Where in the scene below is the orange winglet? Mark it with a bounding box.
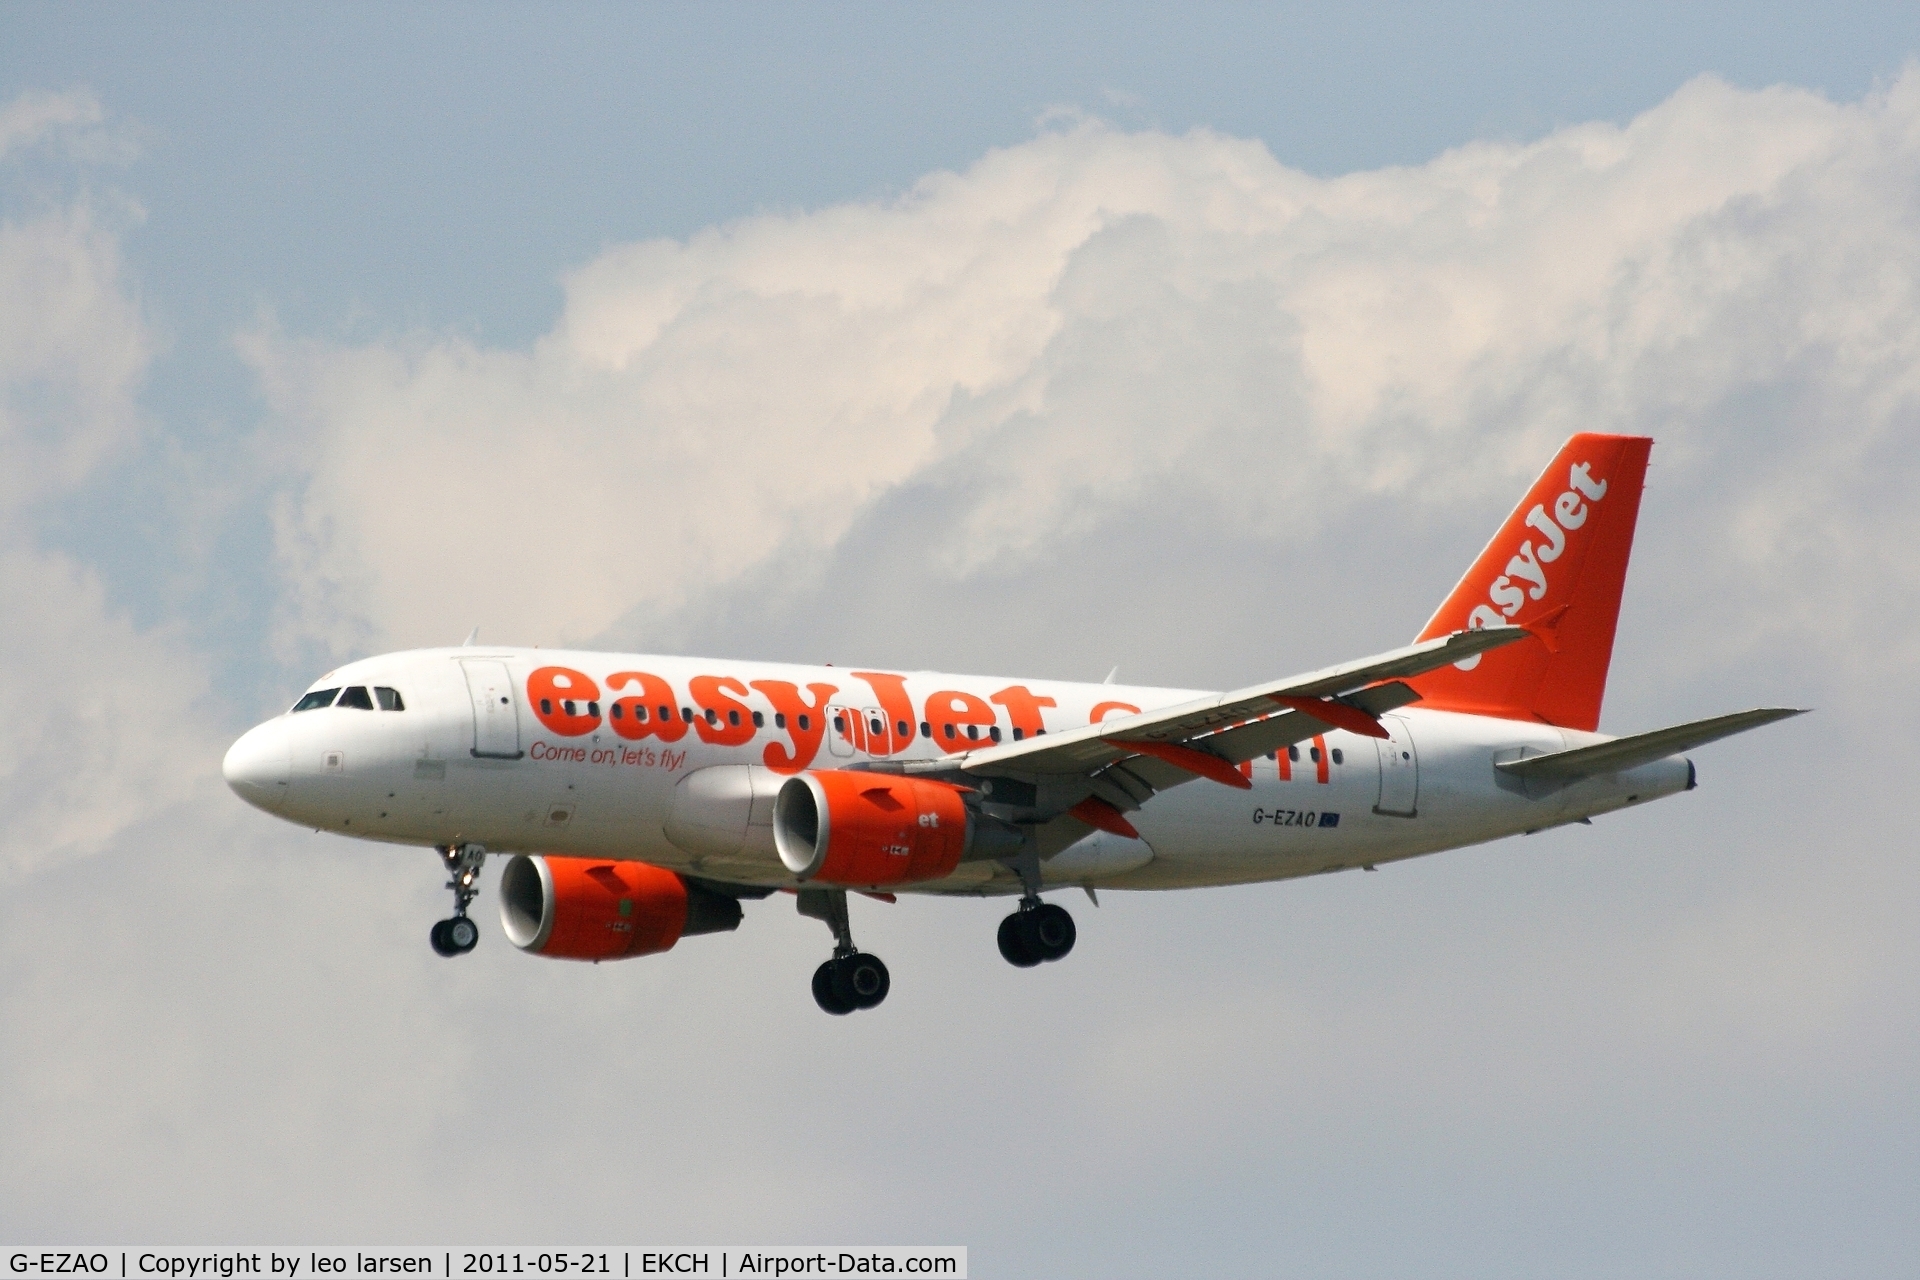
[1068,796,1140,838]
[1273,696,1391,739]
[1105,738,1254,789]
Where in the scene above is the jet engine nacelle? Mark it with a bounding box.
[773,770,1022,887]
[498,854,742,962]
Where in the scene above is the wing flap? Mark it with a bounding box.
[1495,708,1807,780]
[1199,682,1424,766]
[960,627,1529,778]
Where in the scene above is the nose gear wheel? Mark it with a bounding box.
[430,916,478,956]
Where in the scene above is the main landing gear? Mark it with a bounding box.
[797,888,889,1015]
[429,843,486,957]
[997,844,1075,967]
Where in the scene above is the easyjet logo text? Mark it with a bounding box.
[523,666,1062,774]
[1456,461,1608,669]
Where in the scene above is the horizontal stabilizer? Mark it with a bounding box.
[1495,708,1807,780]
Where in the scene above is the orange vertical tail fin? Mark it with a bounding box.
[1405,433,1652,731]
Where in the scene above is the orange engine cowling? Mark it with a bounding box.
[773,770,1003,887]
[498,854,742,962]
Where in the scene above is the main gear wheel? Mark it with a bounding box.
[998,899,1075,967]
[812,952,890,1014]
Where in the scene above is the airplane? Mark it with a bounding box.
[223,433,1803,1014]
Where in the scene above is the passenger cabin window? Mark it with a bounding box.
[292,688,340,712]
[374,686,405,711]
[751,711,764,728]
[337,686,375,710]
[1288,745,1300,762]
[1330,748,1344,765]
[774,713,787,729]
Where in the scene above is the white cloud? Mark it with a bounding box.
[0,87,134,164]
[0,196,148,503]
[257,72,1920,699]
[0,94,214,878]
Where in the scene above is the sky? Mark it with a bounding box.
[4,4,1920,1276]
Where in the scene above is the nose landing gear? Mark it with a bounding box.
[797,888,890,1015]
[430,843,485,957]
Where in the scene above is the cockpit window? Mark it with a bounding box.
[374,686,406,711]
[292,688,340,712]
[337,686,375,710]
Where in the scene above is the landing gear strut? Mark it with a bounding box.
[429,843,485,957]
[797,888,889,1015]
[997,844,1075,967]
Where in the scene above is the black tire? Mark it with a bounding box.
[1032,903,1076,961]
[429,919,458,957]
[829,956,858,1008]
[447,916,479,953]
[842,953,890,1009]
[813,960,854,1015]
[998,912,1041,968]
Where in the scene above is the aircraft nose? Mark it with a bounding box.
[223,718,291,813]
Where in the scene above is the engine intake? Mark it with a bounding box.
[498,854,741,961]
[773,770,1023,887]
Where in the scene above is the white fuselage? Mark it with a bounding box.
[223,646,1691,893]
[223,647,1693,894]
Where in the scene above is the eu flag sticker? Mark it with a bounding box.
[1319,812,1340,828]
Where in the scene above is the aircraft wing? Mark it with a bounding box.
[955,625,1533,784]
[1495,707,1808,780]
